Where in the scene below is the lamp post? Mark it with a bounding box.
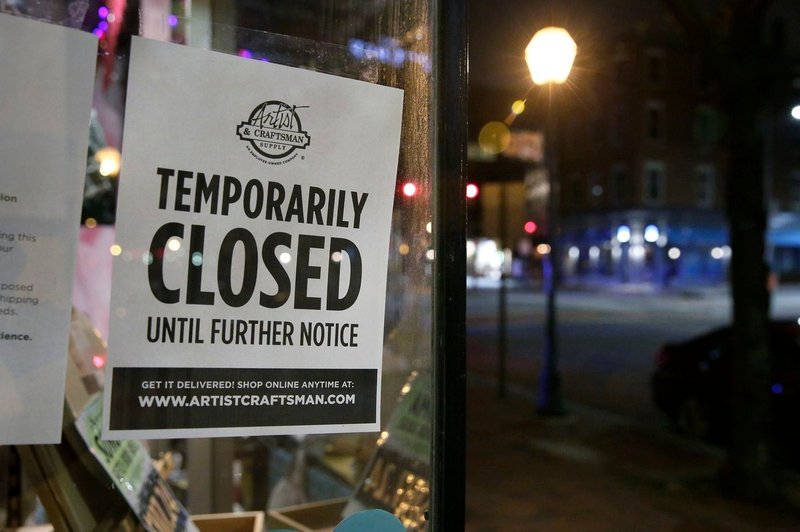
[525,27,576,416]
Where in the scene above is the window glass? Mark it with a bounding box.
[645,100,664,141]
[645,48,664,87]
[642,161,666,205]
[694,164,715,208]
[0,1,438,530]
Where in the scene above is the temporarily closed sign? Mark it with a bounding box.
[103,37,403,439]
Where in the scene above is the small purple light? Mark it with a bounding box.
[260,58,270,63]
[167,15,178,27]
[93,29,105,38]
[98,6,109,18]
[348,39,365,59]
[98,20,109,31]
[238,49,253,59]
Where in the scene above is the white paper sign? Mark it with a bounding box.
[0,14,97,444]
[103,37,403,439]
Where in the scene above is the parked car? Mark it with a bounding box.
[651,320,800,458]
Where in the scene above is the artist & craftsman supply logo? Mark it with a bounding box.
[236,101,311,164]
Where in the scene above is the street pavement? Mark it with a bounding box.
[466,379,800,531]
[465,283,800,531]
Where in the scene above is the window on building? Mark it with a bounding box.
[611,165,629,205]
[770,18,787,51]
[694,164,715,208]
[695,58,712,93]
[613,43,628,87]
[645,48,664,87]
[791,170,800,212]
[643,161,666,205]
[645,101,664,142]
[589,172,603,206]
[693,105,718,146]
[610,104,625,145]
[569,174,582,209]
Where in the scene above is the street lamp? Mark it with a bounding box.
[526,27,576,416]
[525,27,577,86]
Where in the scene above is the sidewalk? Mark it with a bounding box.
[465,378,800,531]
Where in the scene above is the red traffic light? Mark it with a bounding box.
[401,181,418,197]
[524,220,538,234]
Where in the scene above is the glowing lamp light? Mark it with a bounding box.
[524,220,538,234]
[525,27,577,85]
[792,105,800,120]
[238,49,253,59]
[630,244,645,260]
[95,147,121,177]
[643,224,660,243]
[402,182,418,197]
[668,247,681,260]
[92,354,106,369]
[616,225,631,244]
[98,6,109,18]
[466,183,479,199]
[167,14,179,27]
[536,243,551,255]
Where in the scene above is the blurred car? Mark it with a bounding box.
[651,320,800,455]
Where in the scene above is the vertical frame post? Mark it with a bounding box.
[431,0,467,528]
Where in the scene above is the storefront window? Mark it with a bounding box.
[0,1,464,529]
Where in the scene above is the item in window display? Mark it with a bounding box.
[81,110,119,224]
[15,311,198,531]
[334,509,405,531]
[73,394,199,532]
[267,447,309,510]
[3,446,21,529]
[345,372,430,530]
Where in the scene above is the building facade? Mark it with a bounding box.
[556,20,800,287]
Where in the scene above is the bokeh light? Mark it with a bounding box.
[478,121,511,155]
